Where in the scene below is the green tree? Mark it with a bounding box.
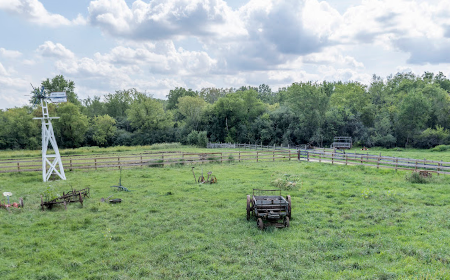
[54,103,89,148]
[1,107,40,149]
[198,88,231,104]
[396,89,431,147]
[40,75,81,106]
[127,94,174,131]
[177,96,207,131]
[91,115,117,146]
[166,87,197,110]
[104,89,138,119]
[82,96,105,118]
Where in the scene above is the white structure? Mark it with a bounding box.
[33,88,66,182]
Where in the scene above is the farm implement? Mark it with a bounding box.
[191,167,217,184]
[40,188,90,210]
[246,189,291,230]
[1,192,23,210]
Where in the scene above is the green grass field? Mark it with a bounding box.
[1,147,450,279]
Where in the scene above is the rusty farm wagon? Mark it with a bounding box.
[246,189,291,230]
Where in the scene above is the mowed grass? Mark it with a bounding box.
[1,159,450,279]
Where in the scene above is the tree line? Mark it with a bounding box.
[1,72,450,150]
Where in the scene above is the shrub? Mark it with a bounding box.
[197,131,208,148]
[187,131,199,146]
[430,145,450,152]
[414,126,450,148]
[406,171,431,184]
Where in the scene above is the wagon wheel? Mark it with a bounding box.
[246,195,251,220]
[198,176,205,183]
[257,218,264,230]
[284,216,290,228]
[287,195,291,218]
[19,197,23,208]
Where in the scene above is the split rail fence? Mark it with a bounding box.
[0,150,296,174]
[1,148,449,175]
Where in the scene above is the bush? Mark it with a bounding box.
[406,171,431,184]
[414,126,450,149]
[197,131,208,148]
[187,131,199,146]
[430,145,450,152]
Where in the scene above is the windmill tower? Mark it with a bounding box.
[32,86,67,182]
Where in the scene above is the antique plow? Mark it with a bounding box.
[40,187,90,210]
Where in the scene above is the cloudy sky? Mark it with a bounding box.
[1,0,450,109]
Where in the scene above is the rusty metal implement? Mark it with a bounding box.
[246,189,291,230]
[40,188,90,210]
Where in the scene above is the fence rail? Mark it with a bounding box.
[207,142,450,175]
[0,150,296,174]
[1,146,449,175]
[298,149,450,175]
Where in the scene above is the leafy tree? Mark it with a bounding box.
[1,107,40,149]
[127,94,173,131]
[396,89,431,147]
[199,88,231,104]
[177,96,207,131]
[166,87,197,110]
[104,89,138,119]
[257,84,275,104]
[82,96,105,118]
[54,103,89,148]
[287,82,329,144]
[40,75,81,106]
[91,115,117,147]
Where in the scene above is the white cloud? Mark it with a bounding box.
[303,47,364,68]
[0,62,8,76]
[37,41,75,59]
[0,48,22,59]
[0,0,72,27]
[88,0,246,40]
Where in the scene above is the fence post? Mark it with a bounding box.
[273,150,275,161]
[162,154,164,167]
[346,155,348,165]
[118,157,120,169]
[239,151,241,163]
[377,154,380,169]
[17,162,20,172]
[289,150,291,161]
[257,151,259,162]
[332,152,334,165]
[438,160,442,175]
[140,155,143,166]
[307,151,310,162]
[415,160,417,171]
[360,155,362,165]
[395,158,398,172]
[221,153,223,163]
[95,158,97,171]
[70,158,73,171]
[319,153,321,163]
[297,150,300,161]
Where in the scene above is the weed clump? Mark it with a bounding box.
[271,174,299,190]
[406,171,431,184]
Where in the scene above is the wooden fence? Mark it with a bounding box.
[1,148,449,175]
[207,142,302,150]
[0,150,296,174]
[298,149,450,175]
